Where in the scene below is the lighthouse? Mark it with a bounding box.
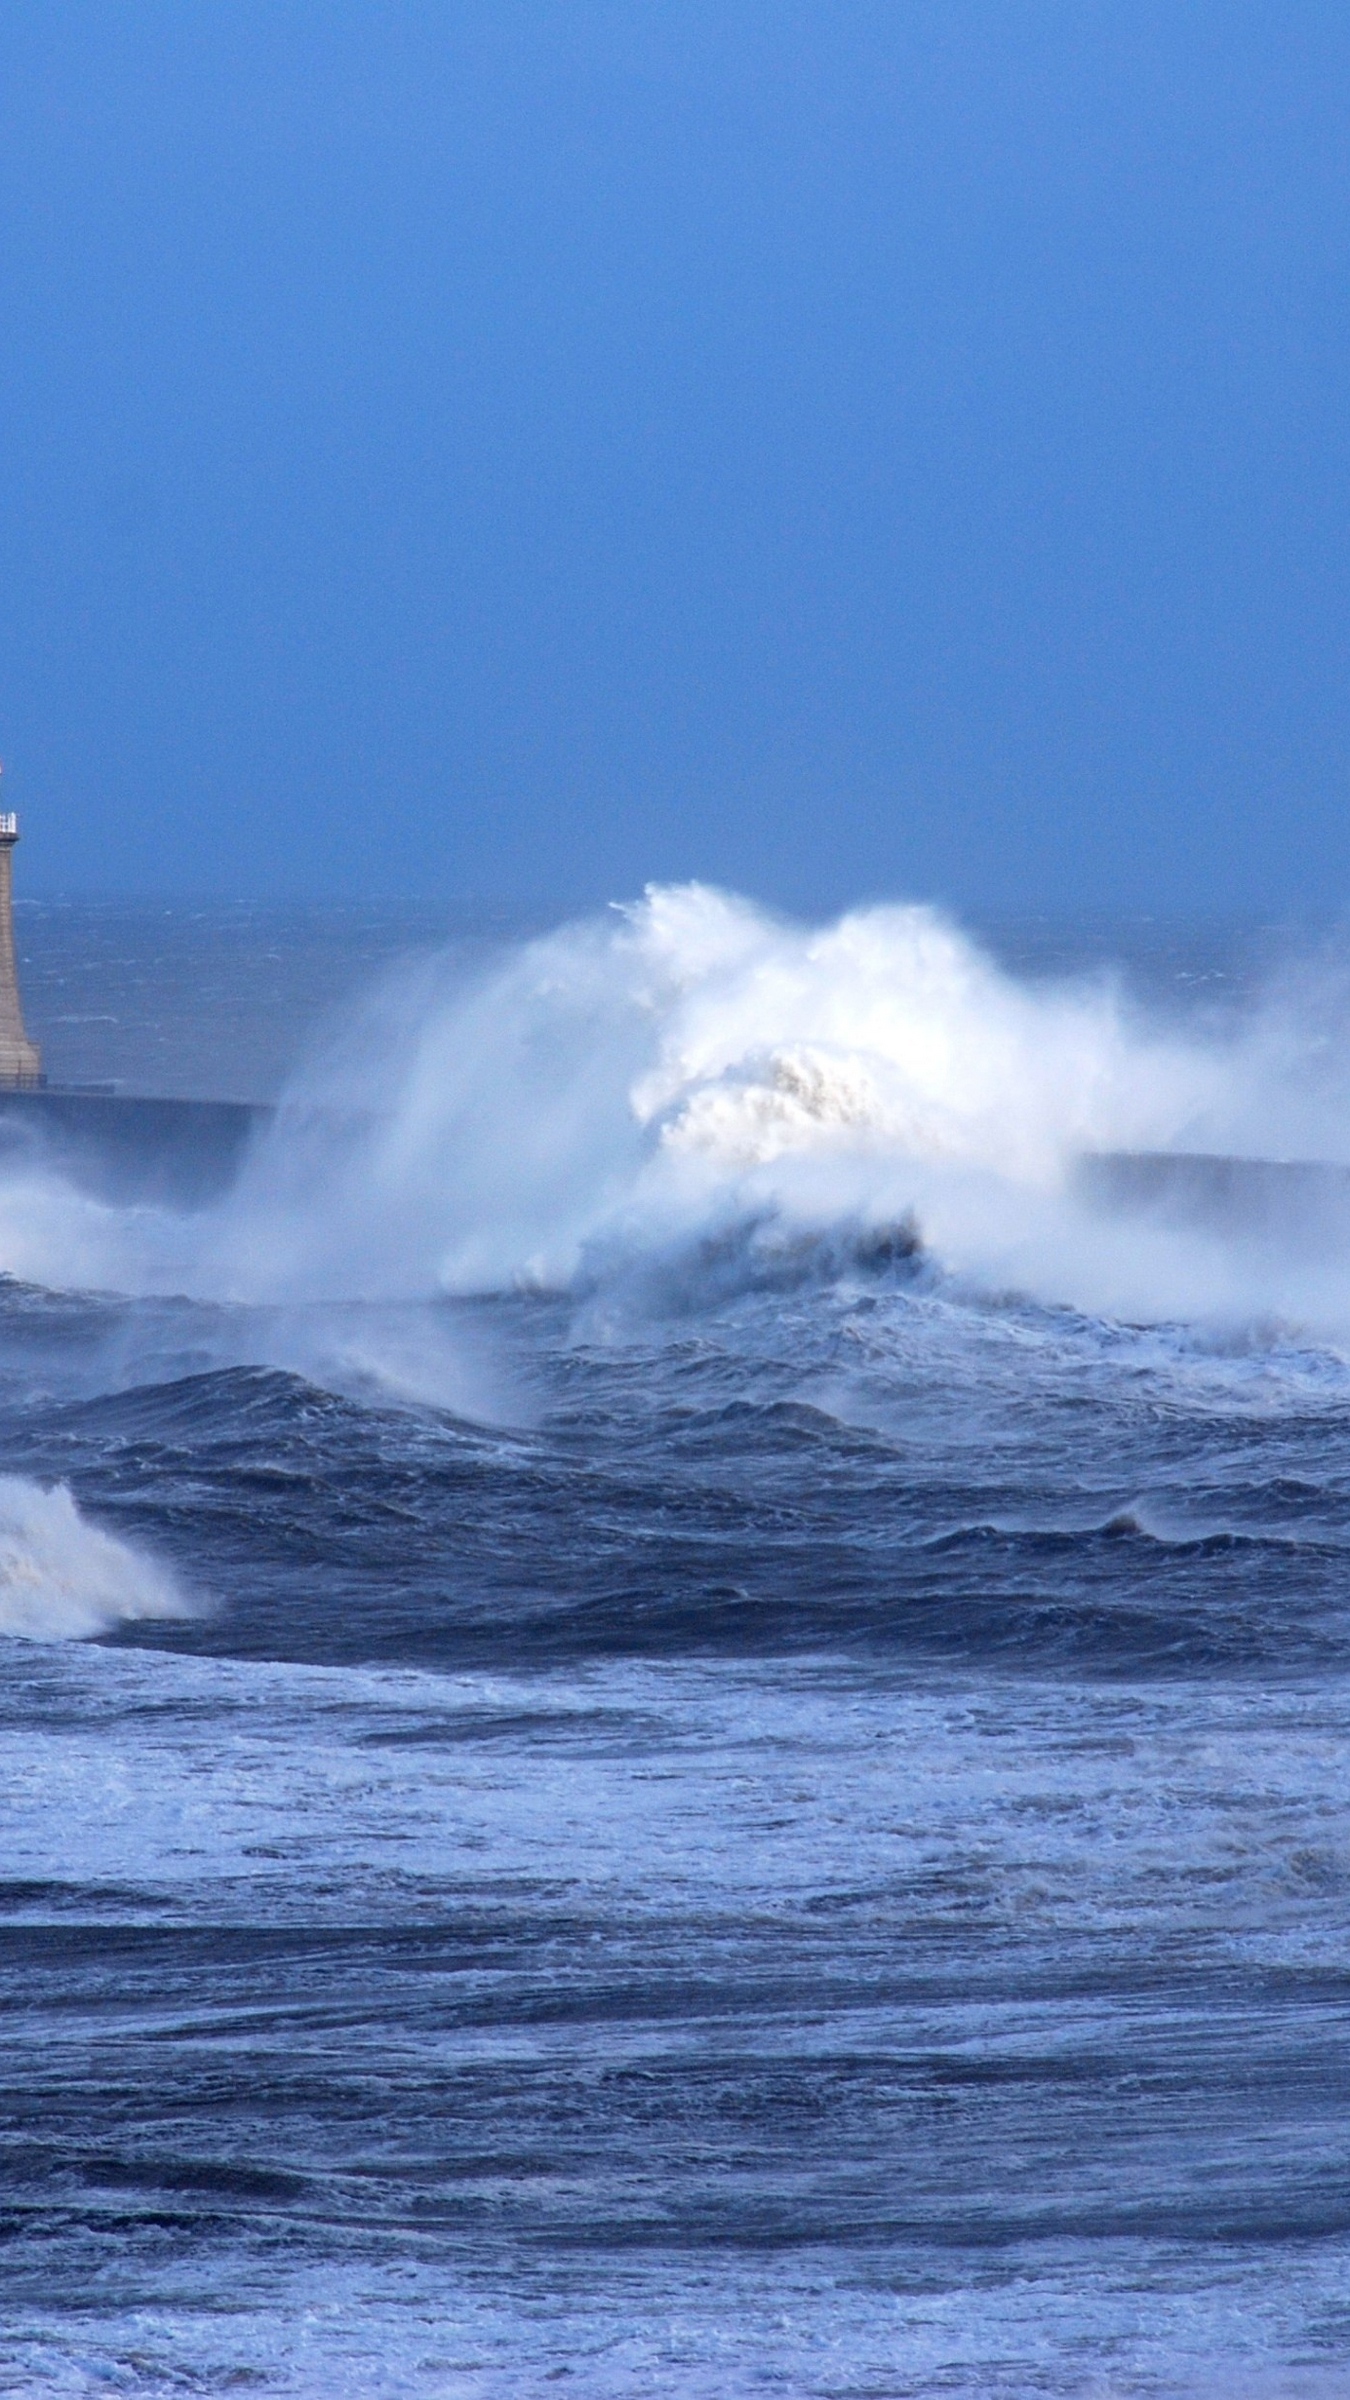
[0,769,42,1087]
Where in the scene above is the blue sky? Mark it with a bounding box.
[1,3,1347,912]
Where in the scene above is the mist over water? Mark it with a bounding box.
[5,896,1350,2395]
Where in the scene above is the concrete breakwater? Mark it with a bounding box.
[1079,1148,1350,1250]
[0,1090,272,1206]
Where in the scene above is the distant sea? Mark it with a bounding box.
[0,891,1348,2399]
[15,897,504,1099]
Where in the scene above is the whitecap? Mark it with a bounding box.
[0,1476,189,1640]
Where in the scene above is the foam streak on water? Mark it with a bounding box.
[0,894,1348,2393]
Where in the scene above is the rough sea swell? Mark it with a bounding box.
[3,889,1350,2395]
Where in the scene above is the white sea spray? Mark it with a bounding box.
[2,885,1350,1333]
[0,1475,189,1640]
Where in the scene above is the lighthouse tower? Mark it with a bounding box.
[0,770,42,1087]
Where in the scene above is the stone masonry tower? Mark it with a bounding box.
[0,768,42,1087]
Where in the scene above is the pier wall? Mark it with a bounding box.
[0,1091,271,1206]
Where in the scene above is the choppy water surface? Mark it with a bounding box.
[2,892,1350,2396]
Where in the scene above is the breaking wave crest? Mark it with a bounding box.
[214,886,1205,1297]
[2,882,1350,1326]
[0,1477,189,1640]
[210,884,1350,1322]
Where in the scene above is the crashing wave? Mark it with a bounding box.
[0,1477,189,1640]
[1,882,1350,1332]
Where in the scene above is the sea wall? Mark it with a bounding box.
[0,1091,271,1207]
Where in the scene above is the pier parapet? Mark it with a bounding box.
[0,772,42,1087]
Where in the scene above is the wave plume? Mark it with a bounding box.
[0,1477,188,1640]
[1,884,1350,1332]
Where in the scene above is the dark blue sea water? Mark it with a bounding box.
[1,891,1349,2396]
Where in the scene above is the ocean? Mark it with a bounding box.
[0,887,1348,2397]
